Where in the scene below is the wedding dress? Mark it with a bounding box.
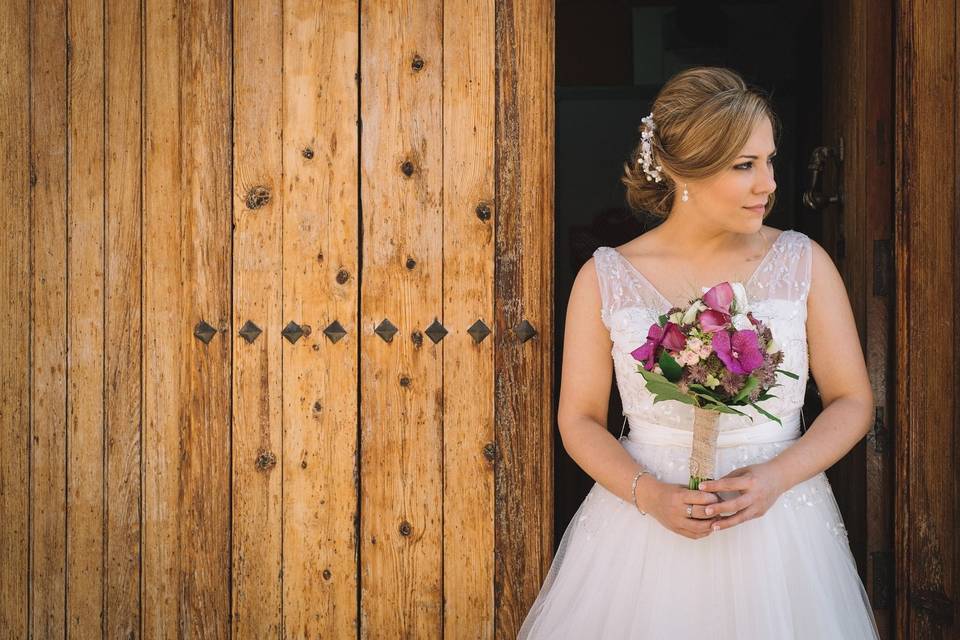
[518,229,880,639]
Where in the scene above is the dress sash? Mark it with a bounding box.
[624,409,802,448]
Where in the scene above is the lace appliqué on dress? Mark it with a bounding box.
[592,229,813,431]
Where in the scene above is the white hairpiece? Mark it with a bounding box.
[638,112,664,183]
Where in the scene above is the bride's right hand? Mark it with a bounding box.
[642,480,723,540]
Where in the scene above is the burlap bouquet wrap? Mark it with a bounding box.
[689,405,721,484]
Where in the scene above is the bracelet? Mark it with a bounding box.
[631,468,650,515]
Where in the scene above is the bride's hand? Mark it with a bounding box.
[644,479,723,540]
[697,462,786,532]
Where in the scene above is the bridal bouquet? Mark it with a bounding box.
[630,281,798,490]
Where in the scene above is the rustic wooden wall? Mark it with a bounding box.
[895,0,959,636]
[0,0,553,637]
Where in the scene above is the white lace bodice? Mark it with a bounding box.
[593,228,812,432]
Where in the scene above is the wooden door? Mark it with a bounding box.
[818,0,896,636]
[894,0,960,636]
[0,0,553,637]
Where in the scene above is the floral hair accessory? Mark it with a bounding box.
[638,112,664,183]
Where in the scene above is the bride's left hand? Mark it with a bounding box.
[697,462,787,532]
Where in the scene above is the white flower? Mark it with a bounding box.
[766,337,779,354]
[731,313,753,331]
[704,373,720,389]
[669,311,685,325]
[677,349,700,366]
[730,281,749,314]
[682,299,706,325]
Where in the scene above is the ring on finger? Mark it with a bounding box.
[685,504,693,518]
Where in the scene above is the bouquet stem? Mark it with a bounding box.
[688,405,721,490]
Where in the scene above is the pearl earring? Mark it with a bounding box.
[681,183,689,202]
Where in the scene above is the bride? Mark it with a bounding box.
[518,67,881,638]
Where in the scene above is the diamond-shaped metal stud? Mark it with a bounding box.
[282,320,304,344]
[194,320,216,344]
[513,319,536,343]
[374,318,398,342]
[323,320,347,343]
[238,320,262,344]
[424,319,448,344]
[467,319,491,344]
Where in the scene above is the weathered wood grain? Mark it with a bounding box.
[30,0,68,635]
[0,0,30,635]
[895,0,958,636]
[494,0,555,636]
[360,1,445,636]
[143,0,182,633]
[232,0,283,635]
[442,0,497,636]
[66,0,106,633]
[281,1,360,637]
[104,0,143,636]
[144,0,232,636]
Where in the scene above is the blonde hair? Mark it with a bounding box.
[621,66,781,219]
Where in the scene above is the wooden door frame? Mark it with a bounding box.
[894,0,959,636]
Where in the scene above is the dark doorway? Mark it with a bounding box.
[553,0,825,545]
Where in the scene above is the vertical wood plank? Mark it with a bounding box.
[66,0,106,633]
[442,0,496,636]
[30,0,68,635]
[895,0,958,636]
[281,1,360,636]
[861,0,894,634]
[104,0,143,635]
[0,0,30,635]
[178,0,232,635]
[821,0,870,578]
[494,0,555,635]
[144,0,231,636]
[232,0,283,635]
[360,0,444,635]
[143,0,182,633]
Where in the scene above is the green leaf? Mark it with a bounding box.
[702,403,749,417]
[646,383,687,400]
[638,368,670,385]
[658,314,669,325]
[653,392,697,406]
[732,375,759,403]
[750,402,783,425]
[658,351,683,382]
[775,368,799,380]
[688,383,724,401]
[644,381,680,395]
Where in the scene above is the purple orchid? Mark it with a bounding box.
[698,309,729,333]
[712,329,765,375]
[631,321,685,371]
[702,282,735,314]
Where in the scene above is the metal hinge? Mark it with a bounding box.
[871,550,893,609]
[874,238,891,296]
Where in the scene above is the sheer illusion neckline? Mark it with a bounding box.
[610,229,789,310]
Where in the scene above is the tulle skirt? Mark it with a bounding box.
[517,427,881,639]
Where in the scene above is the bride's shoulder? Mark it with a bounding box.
[610,229,663,259]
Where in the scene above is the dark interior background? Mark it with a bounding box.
[553,0,825,544]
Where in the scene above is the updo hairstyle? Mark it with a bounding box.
[621,66,781,219]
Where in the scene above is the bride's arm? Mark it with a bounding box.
[557,258,660,509]
[764,238,874,490]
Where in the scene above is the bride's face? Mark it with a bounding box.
[680,116,777,231]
